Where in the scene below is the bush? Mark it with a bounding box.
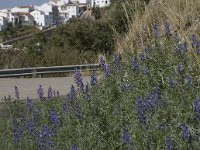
[1,23,200,149]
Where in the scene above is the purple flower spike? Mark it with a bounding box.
[132,58,139,72]
[165,138,172,150]
[14,85,20,100]
[113,53,120,71]
[90,73,97,86]
[177,65,183,75]
[71,144,79,150]
[26,97,33,113]
[152,24,159,38]
[181,124,189,142]
[164,22,171,36]
[122,128,131,147]
[74,69,84,91]
[48,86,53,99]
[37,85,44,100]
[49,109,59,128]
[184,76,191,86]
[192,98,200,120]
[190,34,198,48]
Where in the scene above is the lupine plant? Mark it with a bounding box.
[0,22,200,150]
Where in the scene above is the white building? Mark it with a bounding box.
[14,12,34,26]
[91,0,110,7]
[49,0,69,6]
[30,10,53,29]
[0,16,8,31]
[58,12,69,24]
[11,6,34,13]
[59,4,79,19]
[35,3,59,24]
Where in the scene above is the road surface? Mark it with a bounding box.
[0,77,91,101]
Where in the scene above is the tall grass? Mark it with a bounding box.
[117,0,200,53]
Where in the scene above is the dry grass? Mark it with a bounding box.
[117,0,200,53]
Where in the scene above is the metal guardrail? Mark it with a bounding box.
[0,64,100,78]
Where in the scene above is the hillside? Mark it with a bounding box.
[0,0,200,149]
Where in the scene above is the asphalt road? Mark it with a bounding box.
[0,77,91,101]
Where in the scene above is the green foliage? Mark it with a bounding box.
[1,26,200,149]
[92,7,101,20]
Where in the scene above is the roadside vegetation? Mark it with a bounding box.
[0,0,200,149]
[0,0,148,69]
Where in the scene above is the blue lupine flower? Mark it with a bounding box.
[71,144,79,150]
[48,86,53,99]
[177,65,183,75]
[63,103,69,113]
[122,128,131,147]
[49,109,59,127]
[36,125,54,150]
[193,41,200,54]
[181,124,189,142]
[152,86,161,98]
[176,43,187,55]
[83,83,90,99]
[74,69,84,91]
[26,97,33,113]
[142,68,149,76]
[14,85,19,100]
[140,53,145,60]
[90,73,97,86]
[184,76,191,86]
[192,98,200,120]
[113,53,120,70]
[135,96,147,126]
[152,24,159,38]
[120,83,129,92]
[33,111,39,125]
[27,119,34,136]
[190,34,198,48]
[37,85,44,99]
[99,56,105,67]
[144,93,157,110]
[132,58,139,72]
[11,119,20,144]
[102,64,111,77]
[74,101,81,119]
[144,45,151,53]
[164,22,171,36]
[69,85,77,100]
[168,79,176,87]
[165,138,172,150]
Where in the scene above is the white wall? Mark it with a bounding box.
[60,5,79,19]
[91,0,110,7]
[31,10,53,27]
[58,13,69,23]
[11,6,33,13]
[0,16,8,31]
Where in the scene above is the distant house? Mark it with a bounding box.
[91,0,110,7]
[0,9,20,26]
[49,0,69,7]
[11,6,34,13]
[58,12,69,24]
[35,3,59,24]
[14,12,34,26]
[0,16,8,31]
[30,10,53,29]
[59,3,79,19]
